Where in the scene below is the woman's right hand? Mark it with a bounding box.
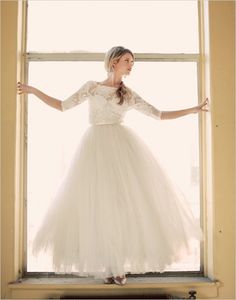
[17,82,35,95]
[17,82,62,111]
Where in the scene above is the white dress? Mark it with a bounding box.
[32,80,203,279]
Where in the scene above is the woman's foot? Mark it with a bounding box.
[113,275,127,285]
[103,276,114,284]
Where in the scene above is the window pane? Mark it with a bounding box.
[27,0,199,53]
[27,61,200,272]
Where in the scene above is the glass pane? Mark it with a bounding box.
[27,61,201,273]
[27,0,199,53]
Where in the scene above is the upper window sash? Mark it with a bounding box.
[27,0,199,53]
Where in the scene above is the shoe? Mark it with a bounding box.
[103,276,114,284]
[113,276,127,285]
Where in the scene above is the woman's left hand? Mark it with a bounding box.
[195,98,210,113]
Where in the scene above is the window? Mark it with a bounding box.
[25,0,202,275]
[27,0,198,53]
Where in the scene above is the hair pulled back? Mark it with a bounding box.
[104,46,134,105]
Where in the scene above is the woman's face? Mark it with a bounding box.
[113,53,134,76]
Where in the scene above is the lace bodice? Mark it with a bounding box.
[61,80,162,125]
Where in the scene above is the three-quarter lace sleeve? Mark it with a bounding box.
[131,90,162,120]
[61,81,92,112]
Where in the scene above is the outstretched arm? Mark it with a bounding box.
[17,82,63,111]
[161,98,210,120]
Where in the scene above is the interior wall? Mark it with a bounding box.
[1,0,18,297]
[208,1,235,298]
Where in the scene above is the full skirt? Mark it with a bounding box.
[32,123,203,279]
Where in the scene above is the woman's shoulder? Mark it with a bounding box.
[80,80,98,93]
[84,80,98,87]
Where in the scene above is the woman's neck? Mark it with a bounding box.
[103,74,123,87]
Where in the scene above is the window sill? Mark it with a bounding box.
[8,276,220,299]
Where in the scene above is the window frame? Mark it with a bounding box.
[23,0,205,278]
[24,54,204,277]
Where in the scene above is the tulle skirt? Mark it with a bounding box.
[32,123,203,279]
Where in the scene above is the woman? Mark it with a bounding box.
[17,46,209,286]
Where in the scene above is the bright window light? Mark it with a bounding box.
[26,0,201,274]
[27,61,200,272]
[27,0,199,53]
